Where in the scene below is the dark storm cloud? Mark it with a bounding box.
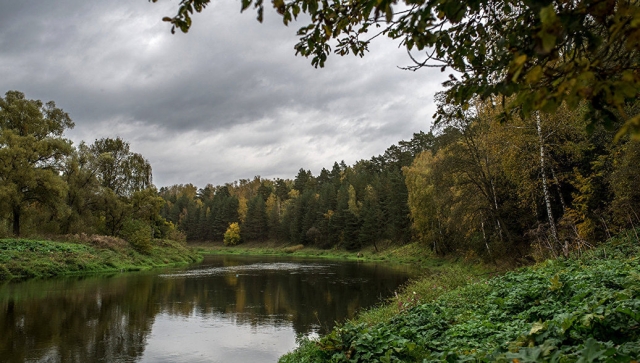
[0,0,446,187]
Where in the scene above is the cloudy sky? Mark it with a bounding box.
[1,0,445,187]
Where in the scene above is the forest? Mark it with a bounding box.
[3,0,640,263]
[0,90,174,253]
[3,0,640,361]
[158,98,640,262]
[4,88,636,263]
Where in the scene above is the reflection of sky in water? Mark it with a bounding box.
[159,262,333,278]
[0,256,415,363]
[149,261,340,362]
[140,312,299,363]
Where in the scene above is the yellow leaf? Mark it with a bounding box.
[525,65,543,84]
[513,54,527,66]
[529,321,545,334]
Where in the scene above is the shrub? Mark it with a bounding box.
[166,224,187,245]
[223,223,241,246]
[120,219,153,254]
[0,264,12,280]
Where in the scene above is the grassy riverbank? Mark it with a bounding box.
[0,235,201,280]
[191,240,474,268]
[280,230,640,362]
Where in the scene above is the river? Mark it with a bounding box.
[0,255,417,363]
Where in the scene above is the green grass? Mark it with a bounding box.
[280,232,640,362]
[0,237,202,280]
[192,240,450,266]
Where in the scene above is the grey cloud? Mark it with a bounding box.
[1,0,446,187]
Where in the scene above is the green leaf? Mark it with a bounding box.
[539,32,557,54]
[539,5,557,24]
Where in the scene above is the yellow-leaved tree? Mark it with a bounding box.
[223,222,241,246]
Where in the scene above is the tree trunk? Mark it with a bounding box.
[536,113,561,252]
[490,178,505,242]
[12,205,21,236]
[481,216,495,264]
[550,166,567,214]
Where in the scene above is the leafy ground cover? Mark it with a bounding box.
[0,236,201,280]
[280,231,640,362]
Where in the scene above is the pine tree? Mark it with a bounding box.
[242,195,268,241]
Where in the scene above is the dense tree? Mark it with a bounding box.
[208,187,240,241]
[131,187,166,237]
[610,141,640,231]
[403,96,640,260]
[98,188,132,236]
[293,169,315,193]
[265,193,282,240]
[142,113,638,262]
[90,137,153,197]
[60,143,101,234]
[0,92,175,245]
[358,185,384,251]
[0,91,74,236]
[242,195,269,241]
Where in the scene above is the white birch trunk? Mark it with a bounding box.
[536,112,560,250]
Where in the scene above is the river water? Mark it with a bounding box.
[0,255,417,363]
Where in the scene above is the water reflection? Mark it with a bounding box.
[0,255,416,363]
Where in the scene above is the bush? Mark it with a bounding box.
[120,219,153,254]
[223,222,241,246]
[0,264,12,280]
[166,224,187,244]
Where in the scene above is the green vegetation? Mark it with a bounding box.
[4,90,639,271]
[0,91,201,282]
[0,236,201,280]
[0,91,177,244]
[161,101,639,266]
[159,144,418,252]
[223,222,241,246]
[0,90,74,236]
[4,5,640,354]
[279,231,640,362]
[194,240,444,264]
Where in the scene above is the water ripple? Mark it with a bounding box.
[159,262,331,278]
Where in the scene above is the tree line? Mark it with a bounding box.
[158,132,432,250]
[2,89,639,261]
[159,98,640,261]
[404,98,640,260]
[0,91,175,252]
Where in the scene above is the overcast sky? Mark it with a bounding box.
[1,0,446,187]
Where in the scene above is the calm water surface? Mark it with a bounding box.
[0,255,417,363]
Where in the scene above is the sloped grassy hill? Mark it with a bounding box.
[281,232,640,362]
[0,236,201,280]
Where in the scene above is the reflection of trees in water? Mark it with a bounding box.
[156,258,412,335]
[0,276,157,363]
[0,258,413,362]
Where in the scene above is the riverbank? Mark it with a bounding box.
[190,240,480,269]
[193,240,499,326]
[0,235,202,280]
[279,230,640,362]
